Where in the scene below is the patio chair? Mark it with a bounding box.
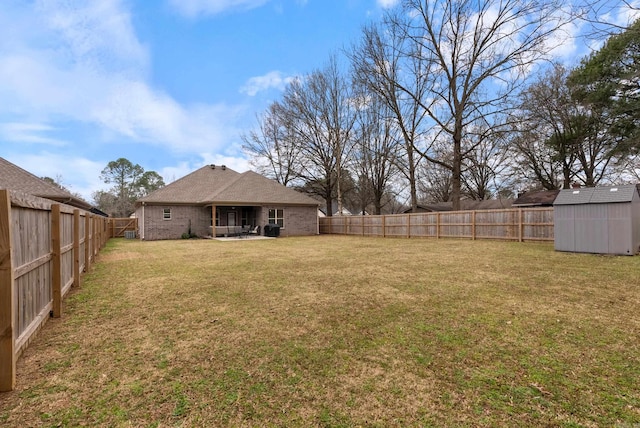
[248,225,260,236]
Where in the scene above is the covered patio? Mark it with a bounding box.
[207,204,262,237]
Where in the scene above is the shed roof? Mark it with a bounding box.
[138,165,318,206]
[554,184,640,205]
[0,157,94,211]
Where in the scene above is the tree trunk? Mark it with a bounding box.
[451,131,462,211]
[562,164,572,189]
[407,148,418,212]
[325,195,333,217]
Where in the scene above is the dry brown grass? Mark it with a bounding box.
[1,235,639,427]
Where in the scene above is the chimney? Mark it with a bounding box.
[571,182,580,189]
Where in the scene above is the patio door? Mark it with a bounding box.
[227,212,236,226]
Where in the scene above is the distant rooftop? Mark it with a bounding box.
[0,157,94,211]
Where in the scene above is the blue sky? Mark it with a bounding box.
[0,0,637,201]
[0,0,396,200]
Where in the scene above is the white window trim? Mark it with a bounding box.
[163,208,171,220]
[268,208,285,229]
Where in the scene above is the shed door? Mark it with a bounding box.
[608,203,632,255]
[575,204,608,254]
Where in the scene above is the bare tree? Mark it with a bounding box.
[384,0,571,209]
[281,55,357,216]
[579,0,639,38]
[417,147,453,203]
[349,22,428,212]
[462,124,513,200]
[509,124,564,191]
[512,63,626,189]
[351,90,400,215]
[242,101,301,186]
[512,64,579,189]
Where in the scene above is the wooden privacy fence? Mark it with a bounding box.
[319,207,554,242]
[109,217,138,238]
[0,190,111,392]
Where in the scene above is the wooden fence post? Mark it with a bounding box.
[382,215,386,238]
[0,190,16,391]
[407,214,411,239]
[436,213,441,239]
[51,204,62,318]
[73,210,80,288]
[84,214,91,272]
[93,217,98,257]
[519,209,524,242]
[472,211,476,240]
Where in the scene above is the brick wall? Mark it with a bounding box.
[139,204,318,240]
[259,205,318,237]
[140,205,210,240]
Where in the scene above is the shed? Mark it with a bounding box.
[553,184,640,255]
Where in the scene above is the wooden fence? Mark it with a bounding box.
[319,207,554,242]
[0,190,113,392]
[108,217,138,238]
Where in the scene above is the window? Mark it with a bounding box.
[215,210,219,226]
[268,208,284,228]
[163,208,171,220]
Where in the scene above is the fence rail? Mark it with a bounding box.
[0,190,124,392]
[319,207,554,242]
[108,217,138,238]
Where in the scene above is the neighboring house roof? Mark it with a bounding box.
[138,165,319,206]
[554,184,640,205]
[0,157,94,212]
[333,207,353,216]
[403,203,451,213]
[404,198,514,213]
[513,190,560,207]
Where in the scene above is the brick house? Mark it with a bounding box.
[135,164,319,240]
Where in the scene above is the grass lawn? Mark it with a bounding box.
[1,235,639,427]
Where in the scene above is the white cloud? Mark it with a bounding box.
[543,6,585,63]
[240,71,296,96]
[36,0,149,73]
[199,153,251,172]
[0,122,69,146]
[167,0,270,18]
[596,0,640,29]
[6,153,106,200]
[91,79,245,152]
[377,0,400,9]
[0,0,247,155]
[159,156,250,185]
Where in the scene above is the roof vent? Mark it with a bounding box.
[221,165,226,170]
[210,164,215,169]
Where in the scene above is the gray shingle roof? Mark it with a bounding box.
[554,184,640,205]
[138,164,241,204]
[0,157,93,210]
[138,165,318,206]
